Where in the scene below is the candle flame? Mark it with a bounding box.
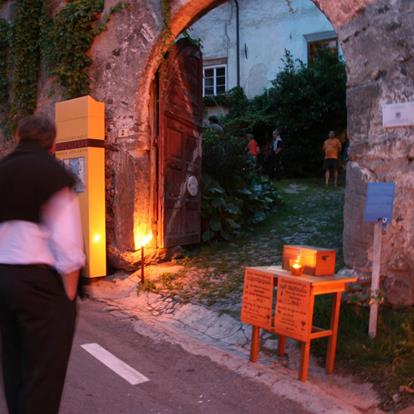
[290,256,303,275]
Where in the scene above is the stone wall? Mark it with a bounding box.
[339,0,414,307]
[1,0,413,306]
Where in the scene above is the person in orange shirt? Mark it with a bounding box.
[247,133,260,159]
[322,130,342,186]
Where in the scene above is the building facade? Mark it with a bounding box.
[190,0,337,98]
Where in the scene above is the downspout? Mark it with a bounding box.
[234,0,240,87]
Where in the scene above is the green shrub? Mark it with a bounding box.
[201,175,243,242]
[204,50,347,177]
[202,129,255,189]
[201,130,279,242]
[268,49,347,176]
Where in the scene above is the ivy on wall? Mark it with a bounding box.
[0,0,128,138]
[0,18,10,106]
[7,0,43,132]
[43,0,105,99]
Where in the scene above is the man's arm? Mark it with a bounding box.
[61,270,80,301]
[42,187,85,300]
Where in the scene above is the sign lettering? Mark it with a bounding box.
[274,278,311,341]
[241,269,274,330]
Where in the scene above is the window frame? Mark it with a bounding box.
[203,64,227,97]
[304,31,338,64]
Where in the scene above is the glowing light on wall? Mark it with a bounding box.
[93,233,102,244]
[134,231,153,250]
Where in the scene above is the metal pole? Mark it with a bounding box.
[368,220,383,338]
[141,246,145,284]
[234,0,240,87]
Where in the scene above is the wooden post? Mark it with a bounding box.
[299,293,315,381]
[277,335,286,357]
[250,326,260,362]
[326,291,342,373]
[141,246,145,284]
[299,341,311,382]
[369,221,383,338]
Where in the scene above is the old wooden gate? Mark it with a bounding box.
[157,38,203,248]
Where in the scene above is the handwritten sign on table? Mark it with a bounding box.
[241,269,274,330]
[274,278,311,341]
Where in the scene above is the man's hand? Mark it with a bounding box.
[61,270,80,301]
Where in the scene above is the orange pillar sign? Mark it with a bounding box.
[55,96,106,278]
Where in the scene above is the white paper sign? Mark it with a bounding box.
[383,102,414,128]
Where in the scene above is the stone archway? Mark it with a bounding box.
[89,0,414,306]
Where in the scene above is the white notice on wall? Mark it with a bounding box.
[382,101,414,128]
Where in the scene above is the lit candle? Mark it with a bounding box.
[290,257,304,276]
[134,231,153,284]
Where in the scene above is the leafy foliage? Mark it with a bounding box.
[202,128,255,189]
[42,0,128,99]
[0,0,128,139]
[7,0,43,132]
[268,49,347,176]
[42,0,105,99]
[205,50,347,177]
[0,18,10,107]
[223,88,274,139]
[201,130,279,242]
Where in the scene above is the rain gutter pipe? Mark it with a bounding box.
[234,0,240,87]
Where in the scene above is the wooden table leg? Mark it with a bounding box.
[326,291,342,374]
[299,293,315,382]
[277,335,286,357]
[299,340,311,381]
[250,326,260,362]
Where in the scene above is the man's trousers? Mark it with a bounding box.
[0,265,76,414]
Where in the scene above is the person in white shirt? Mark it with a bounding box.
[0,114,85,414]
[272,129,284,180]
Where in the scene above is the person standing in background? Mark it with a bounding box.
[207,115,224,134]
[247,133,260,160]
[322,130,342,186]
[272,129,283,180]
[0,114,85,414]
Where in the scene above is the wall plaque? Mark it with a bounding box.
[383,101,414,128]
[241,269,274,330]
[274,278,311,341]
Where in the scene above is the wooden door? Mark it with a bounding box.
[158,38,203,248]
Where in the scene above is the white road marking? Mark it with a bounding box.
[81,343,150,385]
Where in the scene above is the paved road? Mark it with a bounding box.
[0,300,309,414]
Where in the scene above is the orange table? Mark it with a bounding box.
[241,266,356,382]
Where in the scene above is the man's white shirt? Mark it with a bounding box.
[0,188,85,275]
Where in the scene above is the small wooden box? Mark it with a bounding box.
[282,245,336,276]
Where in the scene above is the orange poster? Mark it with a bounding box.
[241,269,274,330]
[274,278,312,341]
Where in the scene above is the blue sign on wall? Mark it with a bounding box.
[364,182,395,224]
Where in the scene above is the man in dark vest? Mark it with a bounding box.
[0,114,85,414]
